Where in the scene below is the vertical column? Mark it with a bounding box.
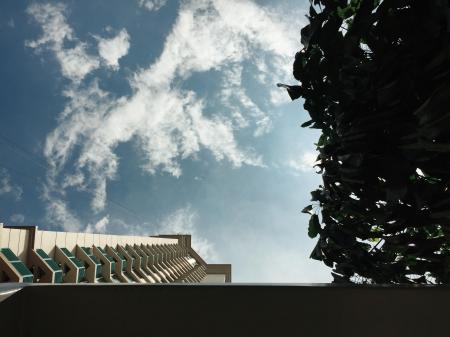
[172,244,202,283]
[153,245,183,280]
[142,245,168,283]
[147,245,175,282]
[170,244,194,282]
[167,244,191,276]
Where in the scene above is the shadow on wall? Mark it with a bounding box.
[0,283,449,337]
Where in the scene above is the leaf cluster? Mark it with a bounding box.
[290,0,450,283]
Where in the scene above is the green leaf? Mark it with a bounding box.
[276,83,303,100]
[337,5,356,20]
[296,0,450,284]
[302,205,313,214]
[308,214,321,238]
[301,120,314,128]
[310,241,323,260]
[317,134,326,147]
[310,189,322,201]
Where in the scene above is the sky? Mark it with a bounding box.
[0,0,332,282]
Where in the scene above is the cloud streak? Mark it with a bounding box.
[157,206,217,261]
[85,215,109,233]
[10,213,25,224]
[0,169,23,201]
[26,3,100,83]
[287,150,319,173]
[97,29,130,70]
[26,1,305,229]
[138,0,168,12]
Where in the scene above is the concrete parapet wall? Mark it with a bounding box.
[0,284,448,337]
[0,226,31,263]
[0,225,228,285]
[0,224,178,260]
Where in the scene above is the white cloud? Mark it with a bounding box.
[57,44,100,83]
[0,169,22,201]
[10,213,25,224]
[219,64,272,136]
[287,150,319,173]
[133,0,299,86]
[85,215,109,233]
[256,246,332,283]
[44,79,262,212]
[26,3,100,83]
[103,217,152,236]
[97,29,130,70]
[157,206,217,261]
[7,18,15,28]
[227,228,332,282]
[269,87,291,106]
[43,195,82,232]
[138,0,168,12]
[37,0,305,222]
[78,206,216,262]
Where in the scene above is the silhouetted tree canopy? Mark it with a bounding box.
[285,0,450,283]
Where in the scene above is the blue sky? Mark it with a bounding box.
[0,0,331,282]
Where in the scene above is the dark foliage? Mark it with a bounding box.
[285,0,450,283]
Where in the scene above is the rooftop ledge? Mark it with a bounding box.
[1,283,449,337]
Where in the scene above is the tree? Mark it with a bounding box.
[283,0,450,283]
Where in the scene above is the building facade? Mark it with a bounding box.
[0,224,231,284]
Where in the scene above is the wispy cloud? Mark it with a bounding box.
[40,167,83,232]
[26,3,100,83]
[157,206,217,261]
[26,1,306,225]
[138,0,168,12]
[219,64,272,136]
[256,247,332,283]
[79,206,216,262]
[26,4,131,81]
[85,215,109,233]
[10,213,25,224]
[42,193,82,231]
[97,29,130,70]
[286,150,319,173]
[228,229,332,282]
[0,169,23,201]
[101,217,151,236]
[7,18,15,28]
